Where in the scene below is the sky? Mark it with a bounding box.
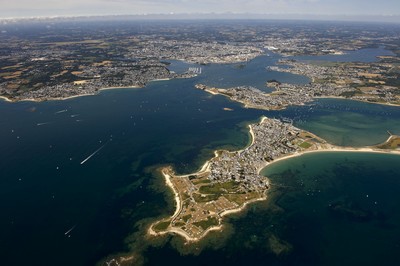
[0,0,399,20]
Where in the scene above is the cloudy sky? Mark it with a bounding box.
[1,0,399,19]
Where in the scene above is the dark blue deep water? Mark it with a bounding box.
[144,152,400,266]
[0,48,399,265]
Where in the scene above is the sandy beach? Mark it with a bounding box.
[219,196,267,217]
[266,145,400,168]
[149,163,269,242]
[149,119,400,242]
[176,117,262,181]
[149,221,224,242]
[315,95,400,108]
[148,166,225,242]
[148,117,273,242]
[0,96,12,102]
[0,83,149,103]
[163,170,182,220]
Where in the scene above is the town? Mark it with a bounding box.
[196,53,400,110]
[1,19,399,102]
[195,82,355,110]
[150,114,400,241]
[269,59,400,105]
[150,117,331,240]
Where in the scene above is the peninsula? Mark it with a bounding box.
[2,19,399,103]
[195,79,400,111]
[2,16,399,244]
[149,117,400,241]
[268,59,400,106]
[0,21,262,102]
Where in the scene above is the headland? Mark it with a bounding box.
[149,117,400,241]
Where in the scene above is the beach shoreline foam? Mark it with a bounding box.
[148,115,400,242]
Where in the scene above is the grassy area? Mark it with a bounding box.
[0,72,13,77]
[153,220,171,231]
[192,179,212,185]
[193,217,219,231]
[299,141,312,149]
[199,181,239,195]
[340,90,360,97]
[181,192,190,201]
[174,222,185,227]
[182,201,191,211]
[182,214,192,222]
[192,193,220,202]
[225,191,260,205]
[376,136,400,149]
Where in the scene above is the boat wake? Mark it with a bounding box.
[80,143,107,165]
[55,109,68,114]
[64,225,76,235]
[37,122,51,126]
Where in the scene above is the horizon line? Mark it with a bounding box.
[1,13,400,24]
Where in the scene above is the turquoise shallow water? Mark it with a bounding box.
[145,152,400,266]
[259,152,400,266]
[276,98,400,146]
[0,47,399,265]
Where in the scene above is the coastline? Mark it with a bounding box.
[147,168,221,242]
[212,89,400,110]
[197,84,400,112]
[163,170,182,220]
[262,146,400,172]
[3,79,399,110]
[4,59,397,243]
[169,116,263,180]
[148,117,400,242]
[148,117,266,242]
[148,167,267,242]
[315,95,400,108]
[0,96,12,102]
[0,85,143,103]
[198,86,280,111]
[0,83,150,103]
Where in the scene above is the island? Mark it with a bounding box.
[149,117,400,241]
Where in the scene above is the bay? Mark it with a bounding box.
[0,47,398,265]
[293,46,395,63]
[144,152,400,266]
